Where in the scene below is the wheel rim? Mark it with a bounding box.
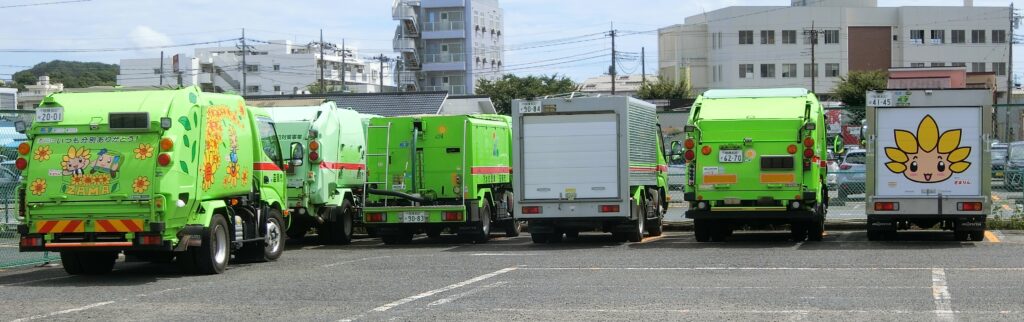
[343,211,353,236]
[213,224,228,265]
[266,218,282,254]
[481,205,491,235]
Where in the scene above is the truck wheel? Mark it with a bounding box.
[790,223,808,242]
[286,214,311,240]
[626,202,644,242]
[238,208,285,262]
[711,222,730,242]
[60,251,117,275]
[319,202,355,245]
[694,220,711,242]
[192,215,230,274]
[461,202,491,243]
[969,231,984,241]
[807,205,825,242]
[646,188,664,237]
[530,233,549,244]
[503,220,522,237]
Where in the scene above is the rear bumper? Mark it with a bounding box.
[685,209,817,220]
[362,205,470,226]
[18,221,175,252]
[867,214,986,231]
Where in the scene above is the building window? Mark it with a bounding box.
[930,30,945,44]
[246,85,260,93]
[739,30,753,45]
[273,85,281,92]
[931,62,946,67]
[739,64,754,78]
[910,63,925,67]
[910,30,924,44]
[760,64,776,78]
[993,62,1007,76]
[246,65,259,72]
[782,30,797,44]
[782,64,797,78]
[971,30,985,43]
[804,63,818,78]
[951,30,966,44]
[825,63,840,77]
[822,30,839,44]
[992,30,1007,43]
[153,68,161,75]
[951,62,966,67]
[760,30,775,44]
[971,62,986,72]
[273,64,280,71]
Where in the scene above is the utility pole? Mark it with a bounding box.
[395,57,403,92]
[319,29,325,93]
[1008,3,1015,106]
[641,47,646,84]
[804,21,819,94]
[341,39,347,93]
[241,28,248,96]
[378,54,387,91]
[609,23,617,95]
[159,51,164,86]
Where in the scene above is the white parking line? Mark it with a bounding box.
[321,256,390,268]
[10,301,115,321]
[370,266,518,312]
[521,267,1024,271]
[931,268,955,321]
[427,281,507,306]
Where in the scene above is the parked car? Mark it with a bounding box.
[0,160,19,202]
[833,149,866,206]
[1005,141,1024,190]
[992,142,1008,179]
[667,158,686,190]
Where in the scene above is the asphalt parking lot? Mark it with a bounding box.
[0,230,1022,321]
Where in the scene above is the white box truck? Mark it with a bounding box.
[865,89,991,241]
[511,96,669,243]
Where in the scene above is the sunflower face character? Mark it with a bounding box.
[884,115,971,183]
[61,146,92,177]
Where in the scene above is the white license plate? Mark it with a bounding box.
[400,212,427,223]
[36,107,63,123]
[719,150,743,163]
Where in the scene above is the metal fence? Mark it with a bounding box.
[0,111,59,268]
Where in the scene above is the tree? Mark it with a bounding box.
[833,70,887,120]
[635,76,692,100]
[12,60,119,89]
[476,74,579,115]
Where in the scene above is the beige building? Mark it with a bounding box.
[18,76,63,109]
[579,74,657,97]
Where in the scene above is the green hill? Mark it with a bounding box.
[12,60,119,88]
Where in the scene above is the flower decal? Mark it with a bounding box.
[29,178,46,195]
[134,143,154,160]
[885,115,971,183]
[132,176,150,193]
[32,145,52,161]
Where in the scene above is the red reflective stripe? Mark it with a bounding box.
[471,166,511,174]
[319,162,366,170]
[120,220,142,232]
[61,220,83,233]
[629,166,657,173]
[96,220,118,233]
[254,162,282,171]
[656,165,669,172]
[37,221,58,234]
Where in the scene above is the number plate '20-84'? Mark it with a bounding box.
[719,150,743,163]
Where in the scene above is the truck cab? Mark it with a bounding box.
[17,87,286,274]
[683,88,827,242]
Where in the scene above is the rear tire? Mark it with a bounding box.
[530,232,549,244]
[626,201,644,243]
[807,205,826,242]
[60,251,117,275]
[238,208,285,262]
[710,221,730,242]
[503,220,522,237]
[318,201,354,245]
[646,188,664,237]
[286,212,311,240]
[694,219,711,242]
[790,222,808,242]
[184,215,229,274]
[460,202,491,243]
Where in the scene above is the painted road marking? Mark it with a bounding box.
[985,231,1001,243]
[369,267,518,313]
[427,281,508,306]
[639,235,665,244]
[10,301,115,321]
[931,268,955,321]
[522,267,1024,271]
[470,253,539,256]
[322,256,390,268]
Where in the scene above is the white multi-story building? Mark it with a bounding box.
[118,40,393,95]
[18,76,63,109]
[659,0,1011,96]
[0,88,16,110]
[393,0,504,95]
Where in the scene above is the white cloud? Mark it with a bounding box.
[128,26,173,51]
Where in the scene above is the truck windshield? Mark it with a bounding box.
[1010,145,1024,161]
[257,116,284,167]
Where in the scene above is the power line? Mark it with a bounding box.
[0,0,89,9]
[0,38,238,53]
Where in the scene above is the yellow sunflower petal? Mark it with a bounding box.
[895,130,918,153]
[886,162,907,173]
[917,115,939,152]
[948,147,971,162]
[885,147,908,163]
[937,129,962,154]
[950,162,971,173]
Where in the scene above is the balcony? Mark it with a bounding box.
[423,53,465,64]
[423,21,465,32]
[393,37,417,52]
[392,0,420,37]
[423,84,466,95]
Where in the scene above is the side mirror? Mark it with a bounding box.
[670,141,682,155]
[14,121,26,134]
[803,123,816,131]
[288,142,305,170]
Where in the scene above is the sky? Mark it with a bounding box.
[0,0,1020,85]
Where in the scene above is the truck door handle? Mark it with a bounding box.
[263,176,270,184]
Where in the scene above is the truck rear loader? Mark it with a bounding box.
[865,89,991,241]
[262,101,370,244]
[511,96,669,243]
[17,87,287,274]
[683,88,827,242]
[362,114,519,244]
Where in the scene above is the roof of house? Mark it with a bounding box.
[246,91,450,117]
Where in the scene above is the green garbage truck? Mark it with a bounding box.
[683,88,827,242]
[261,101,371,244]
[16,87,287,274]
[362,114,520,244]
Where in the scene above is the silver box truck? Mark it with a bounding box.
[865,89,991,241]
[511,95,667,243]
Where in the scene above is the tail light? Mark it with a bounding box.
[309,141,320,162]
[521,206,541,214]
[684,150,695,161]
[839,164,852,170]
[787,144,798,154]
[308,151,320,162]
[803,149,814,159]
[957,202,983,211]
[803,137,815,148]
[443,212,464,221]
[365,213,385,222]
[874,202,899,211]
[157,153,172,166]
[160,138,174,151]
[15,157,27,170]
[599,205,620,213]
[309,140,320,151]
[701,146,712,156]
[684,138,695,149]
[20,235,43,247]
[138,235,163,246]
[17,142,30,155]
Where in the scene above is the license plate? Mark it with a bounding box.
[719,150,743,163]
[36,107,63,123]
[400,212,427,223]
